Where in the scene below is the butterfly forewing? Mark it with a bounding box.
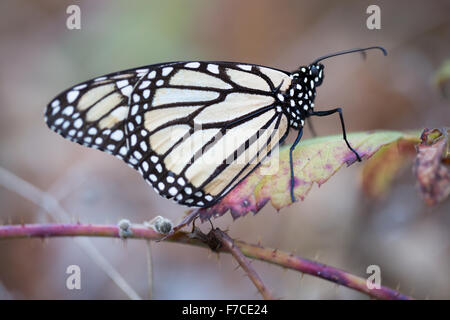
[45,61,292,207]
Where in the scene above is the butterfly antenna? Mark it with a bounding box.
[312,46,387,65]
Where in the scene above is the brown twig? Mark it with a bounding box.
[211,228,274,300]
[0,223,413,300]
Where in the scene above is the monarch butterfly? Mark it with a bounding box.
[45,46,387,208]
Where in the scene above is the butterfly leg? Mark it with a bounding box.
[290,127,304,203]
[310,108,362,161]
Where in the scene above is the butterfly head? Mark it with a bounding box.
[289,63,325,103]
[308,63,324,86]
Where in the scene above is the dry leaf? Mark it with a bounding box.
[414,128,450,206]
[361,133,419,199]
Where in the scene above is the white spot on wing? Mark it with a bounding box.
[207,64,219,74]
[277,93,284,102]
[168,187,177,196]
[140,141,147,152]
[162,67,174,76]
[131,134,137,146]
[167,176,175,183]
[51,106,60,115]
[237,64,252,71]
[133,150,142,159]
[139,81,150,89]
[111,130,124,141]
[185,62,200,68]
[177,177,185,186]
[67,91,79,103]
[74,84,87,90]
[131,105,139,116]
[119,146,127,155]
[62,106,74,116]
[74,118,83,129]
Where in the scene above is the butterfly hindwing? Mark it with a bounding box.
[45,61,293,207]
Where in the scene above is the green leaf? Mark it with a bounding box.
[197,130,422,220]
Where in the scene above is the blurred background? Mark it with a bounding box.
[0,0,449,299]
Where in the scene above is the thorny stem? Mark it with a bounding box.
[212,228,274,300]
[0,166,142,300]
[0,223,413,300]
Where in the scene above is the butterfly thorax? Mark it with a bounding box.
[281,63,324,130]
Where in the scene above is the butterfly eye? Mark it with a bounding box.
[310,65,319,78]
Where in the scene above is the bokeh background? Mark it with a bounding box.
[0,0,449,299]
